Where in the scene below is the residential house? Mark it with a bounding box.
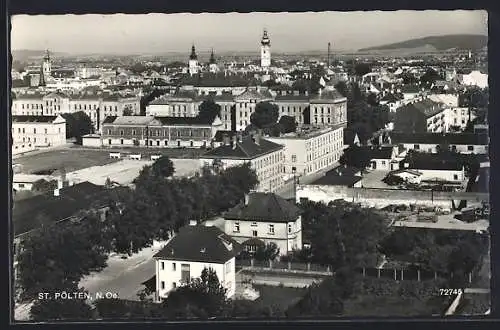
[393,99,447,133]
[402,153,467,184]
[223,191,303,255]
[200,132,285,193]
[153,223,241,301]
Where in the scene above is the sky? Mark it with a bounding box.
[11,11,488,54]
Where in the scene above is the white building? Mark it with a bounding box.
[223,191,303,255]
[403,154,467,184]
[260,29,271,69]
[12,115,66,147]
[200,133,285,193]
[266,126,344,177]
[153,223,241,301]
[459,70,488,89]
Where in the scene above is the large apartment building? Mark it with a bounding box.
[11,115,66,148]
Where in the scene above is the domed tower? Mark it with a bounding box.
[42,49,52,78]
[260,29,271,69]
[209,48,218,73]
[188,44,199,75]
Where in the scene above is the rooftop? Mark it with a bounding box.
[311,174,363,187]
[224,192,302,223]
[389,132,489,146]
[202,135,283,160]
[310,89,346,104]
[267,126,337,140]
[153,225,241,263]
[404,153,464,171]
[400,99,445,118]
[12,115,60,123]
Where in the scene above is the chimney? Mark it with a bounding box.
[189,220,197,226]
[223,133,230,146]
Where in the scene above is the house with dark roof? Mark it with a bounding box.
[393,99,447,133]
[223,191,302,255]
[201,132,285,192]
[401,153,466,184]
[311,174,363,188]
[389,132,489,154]
[153,223,241,301]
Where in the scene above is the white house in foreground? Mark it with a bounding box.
[223,191,303,256]
[153,223,241,302]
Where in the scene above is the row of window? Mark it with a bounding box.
[412,144,475,151]
[233,222,294,235]
[106,128,210,138]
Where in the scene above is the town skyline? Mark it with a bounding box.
[11,10,487,55]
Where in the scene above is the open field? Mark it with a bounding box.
[66,158,201,186]
[14,148,120,175]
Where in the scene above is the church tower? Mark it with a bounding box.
[42,49,52,78]
[260,29,271,69]
[209,48,218,73]
[38,62,46,87]
[188,44,199,75]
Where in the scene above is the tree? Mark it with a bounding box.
[30,289,94,321]
[354,63,371,76]
[123,105,134,116]
[250,102,279,128]
[254,242,280,262]
[339,146,372,169]
[61,111,94,144]
[162,267,229,318]
[278,115,297,134]
[198,100,221,123]
[420,68,441,88]
[151,156,175,178]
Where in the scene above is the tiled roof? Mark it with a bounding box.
[154,225,241,263]
[311,175,362,187]
[326,165,363,177]
[12,115,59,123]
[156,116,216,126]
[400,99,445,118]
[309,89,346,104]
[112,116,155,125]
[202,135,283,160]
[213,130,237,142]
[102,116,118,124]
[389,132,489,146]
[14,93,44,100]
[274,93,310,102]
[234,88,273,101]
[224,192,302,223]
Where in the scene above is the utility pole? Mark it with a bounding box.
[327,42,331,69]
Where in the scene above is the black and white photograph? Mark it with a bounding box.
[10,10,490,322]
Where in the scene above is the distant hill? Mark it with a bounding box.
[358,34,488,52]
[12,49,69,62]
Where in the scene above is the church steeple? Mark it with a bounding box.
[189,44,198,60]
[209,48,216,64]
[261,29,271,46]
[43,49,51,61]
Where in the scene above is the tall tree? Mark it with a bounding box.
[250,102,279,129]
[62,111,94,144]
[151,156,175,178]
[198,100,221,122]
[278,115,297,134]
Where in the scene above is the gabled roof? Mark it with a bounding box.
[224,192,302,223]
[389,132,489,146]
[404,153,463,171]
[154,225,241,263]
[326,165,363,177]
[234,88,273,101]
[201,135,283,160]
[345,145,394,160]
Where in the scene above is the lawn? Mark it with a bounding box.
[15,148,120,175]
[251,284,308,311]
[342,294,441,317]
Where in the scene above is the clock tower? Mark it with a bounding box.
[260,29,271,69]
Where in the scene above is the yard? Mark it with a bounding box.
[251,284,308,311]
[15,148,119,175]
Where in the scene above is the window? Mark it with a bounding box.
[288,224,292,234]
[172,263,176,271]
[33,128,36,134]
[180,264,190,283]
[44,128,47,134]
[252,230,258,237]
[120,139,124,145]
[22,128,25,134]
[108,139,112,145]
[18,183,25,188]
[165,140,168,146]
[467,145,474,151]
[120,130,124,136]
[161,281,165,289]
[177,141,181,147]
[291,154,297,162]
[414,144,420,150]
[172,282,177,288]
[453,174,459,180]
[225,261,232,274]
[161,262,164,270]
[190,141,194,147]
[268,224,275,234]
[233,222,240,233]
